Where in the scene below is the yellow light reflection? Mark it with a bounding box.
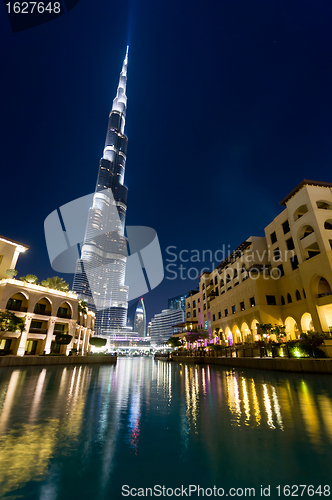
[225,371,241,424]
[263,384,275,429]
[298,380,321,448]
[241,378,250,425]
[250,379,261,426]
[318,395,332,444]
[0,419,59,496]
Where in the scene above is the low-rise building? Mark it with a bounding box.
[186,180,332,344]
[0,235,95,356]
[0,278,95,355]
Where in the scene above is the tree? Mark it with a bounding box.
[20,274,38,284]
[167,336,181,348]
[0,311,25,333]
[41,276,69,291]
[270,325,287,342]
[259,323,286,342]
[213,327,220,344]
[89,337,107,348]
[55,333,73,345]
[78,300,88,315]
[6,269,17,279]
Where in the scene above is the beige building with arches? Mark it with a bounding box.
[185,180,332,345]
[0,235,95,356]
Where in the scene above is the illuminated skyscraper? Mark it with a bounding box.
[73,48,130,334]
[127,298,147,337]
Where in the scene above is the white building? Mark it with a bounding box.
[149,308,184,345]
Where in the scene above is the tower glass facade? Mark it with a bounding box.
[73,48,130,335]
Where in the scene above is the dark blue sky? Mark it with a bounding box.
[1,0,332,323]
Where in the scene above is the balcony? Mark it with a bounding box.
[29,328,47,334]
[6,305,27,312]
[57,312,71,319]
[33,310,51,316]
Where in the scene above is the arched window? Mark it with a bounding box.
[220,279,224,287]
[226,274,231,284]
[281,295,285,305]
[317,201,332,210]
[233,268,238,279]
[295,290,301,301]
[318,277,332,297]
[287,293,292,304]
[294,204,308,221]
[214,275,218,285]
[299,225,314,240]
[324,220,332,230]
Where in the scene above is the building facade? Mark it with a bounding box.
[149,308,184,345]
[0,235,28,279]
[185,180,332,344]
[127,298,147,337]
[0,235,95,356]
[73,48,130,335]
[168,293,188,312]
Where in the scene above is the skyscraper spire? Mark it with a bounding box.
[73,48,130,335]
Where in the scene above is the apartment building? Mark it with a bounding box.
[185,180,332,344]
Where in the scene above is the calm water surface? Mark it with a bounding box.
[0,358,331,499]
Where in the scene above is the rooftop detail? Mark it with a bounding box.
[0,235,29,252]
[280,180,332,206]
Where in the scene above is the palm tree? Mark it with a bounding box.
[0,311,25,333]
[42,276,69,291]
[20,274,38,284]
[6,269,17,279]
[78,300,88,315]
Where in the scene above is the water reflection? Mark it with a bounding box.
[180,363,332,445]
[0,359,331,499]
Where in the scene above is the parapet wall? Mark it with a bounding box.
[172,356,332,374]
[0,355,117,368]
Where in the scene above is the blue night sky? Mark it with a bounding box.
[1,0,332,322]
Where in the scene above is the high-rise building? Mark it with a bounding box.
[168,291,198,312]
[168,293,188,312]
[127,298,147,337]
[73,48,130,335]
[149,308,184,345]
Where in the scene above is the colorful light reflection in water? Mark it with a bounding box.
[0,359,331,499]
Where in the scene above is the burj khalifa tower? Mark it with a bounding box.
[73,47,130,335]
